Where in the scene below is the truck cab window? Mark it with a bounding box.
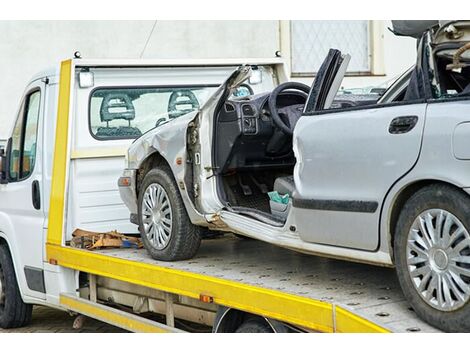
[89,86,217,140]
[9,90,41,181]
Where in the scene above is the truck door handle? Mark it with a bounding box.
[32,180,41,210]
[389,115,418,134]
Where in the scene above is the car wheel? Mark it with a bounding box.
[395,184,470,332]
[0,244,32,329]
[138,167,201,261]
[235,317,274,333]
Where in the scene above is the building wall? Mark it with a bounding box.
[0,20,416,135]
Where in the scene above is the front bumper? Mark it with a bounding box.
[118,169,138,215]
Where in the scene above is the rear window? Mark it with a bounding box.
[89,86,217,140]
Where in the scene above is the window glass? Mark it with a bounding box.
[8,90,41,181]
[9,103,24,180]
[291,20,370,75]
[90,86,218,140]
[21,91,41,179]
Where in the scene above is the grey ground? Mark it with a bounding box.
[0,306,125,333]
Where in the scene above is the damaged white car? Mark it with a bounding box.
[119,21,470,331]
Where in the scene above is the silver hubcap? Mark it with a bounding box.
[407,209,470,311]
[141,183,172,250]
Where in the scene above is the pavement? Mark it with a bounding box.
[0,305,126,333]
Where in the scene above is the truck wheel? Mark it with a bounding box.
[235,317,274,333]
[394,184,470,332]
[0,245,32,329]
[138,168,201,261]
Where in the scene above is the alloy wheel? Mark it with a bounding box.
[141,183,173,250]
[407,209,470,311]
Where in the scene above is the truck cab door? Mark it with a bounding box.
[0,79,46,299]
[292,49,427,251]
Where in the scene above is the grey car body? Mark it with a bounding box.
[120,21,470,331]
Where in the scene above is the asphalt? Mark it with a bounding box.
[0,305,126,333]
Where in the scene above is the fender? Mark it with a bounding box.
[127,112,210,226]
[0,231,28,300]
[0,214,46,304]
[380,175,468,263]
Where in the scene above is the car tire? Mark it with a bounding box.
[138,167,201,261]
[235,317,274,333]
[394,184,470,332]
[0,244,32,329]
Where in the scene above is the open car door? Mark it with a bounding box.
[304,49,351,113]
[291,49,427,251]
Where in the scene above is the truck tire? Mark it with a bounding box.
[235,317,274,333]
[0,245,32,329]
[394,184,470,332]
[138,167,201,261]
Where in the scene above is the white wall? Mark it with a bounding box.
[0,20,416,136]
[342,21,418,88]
[0,20,279,135]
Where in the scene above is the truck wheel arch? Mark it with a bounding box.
[212,306,289,333]
[0,234,25,298]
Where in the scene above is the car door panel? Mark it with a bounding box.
[292,103,427,250]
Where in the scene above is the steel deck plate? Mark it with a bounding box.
[90,235,440,333]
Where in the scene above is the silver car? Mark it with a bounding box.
[119,21,470,332]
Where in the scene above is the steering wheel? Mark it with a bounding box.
[268,82,310,136]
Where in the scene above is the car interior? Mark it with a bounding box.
[434,45,470,98]
[211,80,317,226]
[97,93,143,138]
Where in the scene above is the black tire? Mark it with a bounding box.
[235,317,273,333]
[394,184,470,332]
[138,167,201,261]
[0,245,32,329]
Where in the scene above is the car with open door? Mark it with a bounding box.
[119,21,470,332]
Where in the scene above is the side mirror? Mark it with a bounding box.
[0,138,11,184]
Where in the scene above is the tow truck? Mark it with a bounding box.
[0,58,441,333]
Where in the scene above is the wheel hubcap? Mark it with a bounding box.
[407,209,470,311]
[141,183,172,250]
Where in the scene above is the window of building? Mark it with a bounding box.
[291,20,371,76]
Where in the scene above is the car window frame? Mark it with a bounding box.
[88,84,219,141]
[304,33,434,118]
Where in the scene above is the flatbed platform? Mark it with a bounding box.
[48,235,441,333]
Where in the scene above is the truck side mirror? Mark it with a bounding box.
[0,138,11,184]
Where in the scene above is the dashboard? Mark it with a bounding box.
[213,91,306,174]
